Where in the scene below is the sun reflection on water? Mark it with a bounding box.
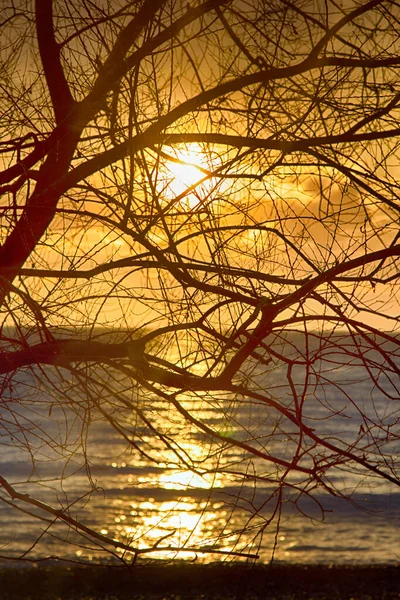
[158,469,222,490]
[91,445,250,564]
[106,494,225,562]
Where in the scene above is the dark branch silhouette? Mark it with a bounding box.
[0,0,399,565]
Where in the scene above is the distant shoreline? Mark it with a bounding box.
[1,562,400,599]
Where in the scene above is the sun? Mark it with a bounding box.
[161,145,210,207]
[168,153,203,195]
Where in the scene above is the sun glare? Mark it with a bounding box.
[168,154,203,194]
[161,145,210,207]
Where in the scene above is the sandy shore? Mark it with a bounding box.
[0,562,399,599]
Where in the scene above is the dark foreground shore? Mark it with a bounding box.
[1,563,399,599]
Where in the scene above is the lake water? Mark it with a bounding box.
[1,340,400,566]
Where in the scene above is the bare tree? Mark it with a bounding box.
[0,0,399,564]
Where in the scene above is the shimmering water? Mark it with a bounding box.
[1,353,400,566]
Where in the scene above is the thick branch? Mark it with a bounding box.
[0,337,235,392]
[35,0,75,122]
[17,258,308,286]
[0,137,78,292]
[0,338,144,374]
[162,128,400,152]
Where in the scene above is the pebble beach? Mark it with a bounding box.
[1,563,399,599]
